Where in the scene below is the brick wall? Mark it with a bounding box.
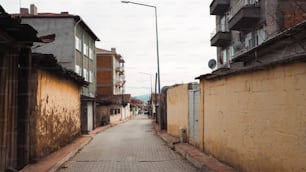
[96,54,113,95]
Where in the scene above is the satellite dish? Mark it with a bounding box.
[208,59,217,70]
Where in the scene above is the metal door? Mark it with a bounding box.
[188,84,200,146]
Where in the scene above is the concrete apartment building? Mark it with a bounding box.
[13,4,100,133]
[210,0,306,68]
[96,48,126,96]
[95,48,130,125]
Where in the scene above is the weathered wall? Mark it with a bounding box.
[96,106,110,127]
[201,62,306,172]
[167,84,189,137]
[31,70,81,160]
[110,114,122,123]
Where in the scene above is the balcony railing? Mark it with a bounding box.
[210,24,231,47]
[228,0,260,30]
[115,79,126,88]
[115,66,124,74]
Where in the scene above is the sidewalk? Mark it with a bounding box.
[20,117,131,172]
[154,123,237,172]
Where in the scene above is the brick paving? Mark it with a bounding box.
[57,115,198,172]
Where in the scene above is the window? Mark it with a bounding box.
[83,68,88,81]
[244,32,253,49]
[222,49,227,65]
[220,15,228,32]
[75,65,81,75]
[83,42,88,56]
[228,46,234,62]
[256,28,266,45]
[75,36,81,51]
[89,71,93,83]
[89,46,94,59]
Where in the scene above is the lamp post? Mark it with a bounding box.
[121,1,161,94]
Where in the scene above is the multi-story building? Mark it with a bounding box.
[95,48,130,125]
[96,48,126,95]
[210,0,306,68]
[13,4,100,133]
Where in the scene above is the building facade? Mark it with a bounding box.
[13,5,100,133]
[96,48,126,96]
[210,0,306,68]
[95,48,130,125]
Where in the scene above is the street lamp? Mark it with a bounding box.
[121,0,161,94]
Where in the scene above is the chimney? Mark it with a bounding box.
[20,8,29,14]
[30,4,38,15]
[111,48,116,53]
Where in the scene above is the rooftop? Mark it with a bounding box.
[12,11,100,41]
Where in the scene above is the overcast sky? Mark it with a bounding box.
[0,0,216,96]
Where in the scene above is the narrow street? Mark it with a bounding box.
[57,115,198,172]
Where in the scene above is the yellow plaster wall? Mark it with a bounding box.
[201,63,306,172]
[167,84,189,137]
[34,70,81,159]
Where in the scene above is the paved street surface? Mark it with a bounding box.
[57,115,197,172]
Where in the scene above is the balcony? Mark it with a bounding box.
[210,24,231,47]
[211,32,231,47]
[115,66,124,74]
[115,79,126,88]
[210,0,230,15]
[228,0,260,31]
